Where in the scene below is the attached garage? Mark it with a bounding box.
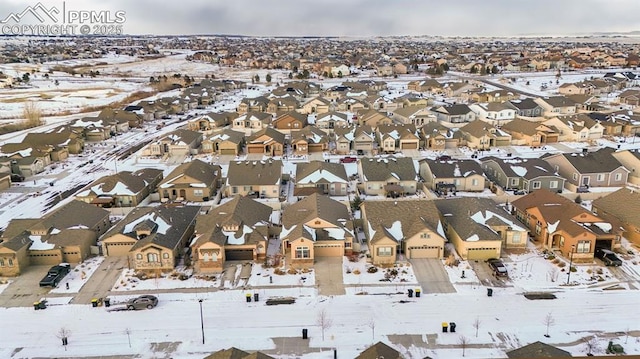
[104,242,133,256]
[225,249,254,260]
[247,146,264,154]
[220,148,237,155]
[408,245,441,259]
[314,242,344,257]
[401,142,418,150]
[466,247,500,261]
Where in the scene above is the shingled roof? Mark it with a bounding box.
[360,157,416,181]
[77,168,163,197]
[226,159,283,186]
[280,194,352,241]
[296,161,348,184]
[363,199,442,245]
[481,157,558,180]
[560,148,625,173]
[592,187,640,227]
[421,159,483,179]
[159,159,221,189]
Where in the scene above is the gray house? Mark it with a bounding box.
[481,157,566,193]
[506,98,545,118]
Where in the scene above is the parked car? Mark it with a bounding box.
[39,263,71,287]
[340,156,357,163]
[436,155,452,161]
[595,248,622,266]
[10,174,25,182]
[127,295,159,310]
[487,258,508,277]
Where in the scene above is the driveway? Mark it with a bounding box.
[314,257,345,296]
[467,260,509,288]
[409,259,456,294]
[73,256,128,304]
[0,265,64,307]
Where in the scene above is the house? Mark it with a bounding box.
[407,78,443,93]
[419,122,462,150]
[225,159,283,199]
[469,102,516,122]
[245,127,286,156]
[266,97,299,115]
[0,201,111,276]
[500,118,559,146]
[352,125,376,154]
[359,157,417,197]
[419,159,485,193]
[481,157,565,193]
[611,149,640,185]
[203,348,275,359]
[511,189,621,261]
[558,82,594,95]
[506,98,545,118]
[336,97,370,112]
[294,161,349,196]
[272,111,308,132]
[201,129,245,156]
[232,112,272,133]
[361,199,445,265]
[237,96,270,114]
[97,108,144,129]
[543,115,604,142]
[392,107,437,127]
[430,104,475,124]
[618,89,640,106]
[436,197,526,259]
[1,147,50,177]
[158,160,222,202]
[592,187,640,245]
[356,341,403,359]
[459,120,512,149]
[356,110,393,128]
[441,81,478,98]
[535,96,578,118]
[506,341,572,358]
[315,111,349,132]
[280,194,354,268]
[100,205,200,272]
[290,126,329,155]
[543,148,629,191]
[376,124,421,153]
[301,96,332,114]
[141,129,203,158]
[333,125,356,155]
[75,168,164,207]
[4,126,84,155]
[192,195,274,273]
[186,112,238,134]
[469,90,519,103]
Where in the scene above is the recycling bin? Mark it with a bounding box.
[408,289,413,297]
[442,322,448,333]
[450,322,456,333]
[302,328,308,339]
[415,288,421,298]
[487,288,493,297]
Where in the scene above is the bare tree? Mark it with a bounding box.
[56,327,71,351]
[125,328,132,348]
[583,335,601,356]
[548,268,559,282]
[543,312,555,337]
[458,335,470,357]
[366,316,376,343]
[23,101,43,127]
[472,316,482,338]
[316,308,333,341]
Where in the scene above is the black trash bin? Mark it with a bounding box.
[91,298,98,307]
[302,328,308,339]
[104,298,111,307]
[245,293,252,302]
[408,289,413,297]
[450,322,456,333]
[441,322,448,333]
[415,288,421,298]
[254,293,259,302]
[487,288,493,297]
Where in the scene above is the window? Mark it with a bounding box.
[573,173,578,181]
[136,254,142,260]
[0,259,4,267]
[512,232,522,244]
[420,233,430,239]
[532,181,541,189]
[345,242,352,248]
[232,187,238,194]
[576,240,591,253]
[510,178,518,186]
[193,189,203,197]
[596,174,604,182]
[295,246,310,259]
[550,181,558,189]
[8,258,13,267]
[147,253,159,263]
[162,253,169,259]
[471,179,478,186]
[614,173,622,181]
[377,247,393,256]
[535,222,541,235]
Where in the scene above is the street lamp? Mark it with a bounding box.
[198,299,205,344]
[567,244,576,285]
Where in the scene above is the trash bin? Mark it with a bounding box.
[487,288,493,297]
[408,289,413,297]
[450,322,456,333]
[302,328,308,339]
[34,301,42,310]
[254,293,259,302]
[104,298,111,307]
[415,288,421,298]
[442,322,448,333]
[91,298,98,307]
[245,293,252,303]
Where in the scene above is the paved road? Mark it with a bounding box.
[73,256,128,304]
[409,258,456,294]
[467,260,509,288]
[314,257,345,296]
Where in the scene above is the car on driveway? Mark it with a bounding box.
[595,248,622,266]
[340,156,357,163]
[39,263,71,287]
[127,295,159,310]
[487,258,508,277]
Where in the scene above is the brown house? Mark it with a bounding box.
[192,195,274,273]
[225,159,283,198]
[75,168,163,208]
[290,126,330,155]
[201,129,245,156]
[245,127,285,156]
[158,160,222,202]
[543,148,629,191]
[356,341,403,359]
[294,161,349,196]
[500,118,558,146]
[271,111,308,132]
[592,187,640,245]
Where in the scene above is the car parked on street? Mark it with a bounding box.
[340,156,357,163]
[39,263,71,287]
[487,258,508,277]
[595,248,623,266]
[126,295,159,310]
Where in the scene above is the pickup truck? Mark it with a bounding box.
[39,263,71,287]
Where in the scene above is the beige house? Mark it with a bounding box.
[592,188,640,245]
[158,160,222,202]
[75,168,163,207]
[245,127,285,156]
[361,199,446,265]
[192,195,274,273]
[301,96,332,114]
[358,157,417,197]
[315,111,350,132]
[543,148,629,191]
[392,107,436,127]
[459,120,512,149]
[225,159,283,198]
[201,129,245,156]
[232,112,272,134]
[543,115,604,142]
[281,194,354,269]
[294,161,349,196]
[418,159,486,193]
[141,129,203,158]
[376,124,421,153]
[290,126,330,155]
[612,149,640,185]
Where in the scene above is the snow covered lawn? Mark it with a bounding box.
[247,264,316,287]
[342,256,418,285]
[50,256,105,294]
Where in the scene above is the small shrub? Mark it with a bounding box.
[552,258,561,265]
[353,269,361,275]
[287,268,298,275]
[274,268,286,275]
[570,266,577,272]
[557,262,566,268]
[367,266,378,274]
[586,268,593,274]
[596,268,604,275]
[546,254,556,260]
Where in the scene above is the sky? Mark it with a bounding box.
[0,0,639,37]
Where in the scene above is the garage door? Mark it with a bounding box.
[402,142,418,149]
[105,243,133,256]
[314,243,343,257]
[220,148,236,155]
[408,246,441,259]
[225,249,254,260]
[247,146,263,154]
[466,247,499,261]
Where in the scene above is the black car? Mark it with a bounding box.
[595,248,622,266]
[39,263,71,287]
[10,174,25,182]
[487,258,508,277]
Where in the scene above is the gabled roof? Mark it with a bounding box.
[507,98,543,111]
[360,157,416,182]
[355,341,402,359]
[227,159,283,186]
[296,161,348,184]
[247,127,286,145]
[433,104,473,116]
[291,126,329,144]
[159,159,221,189]
[481,157,559,180]
[460,120,502,138]
[203,347,250,359]
[421,159,483,179]
[273,111,307,125]
[501,118,554,136]
[76,168,163,198]
[506,341,572,358]
[557,148,626,173]
[538,96,577,108]
[237,111,272,123]
[162,129,202,145]
[362,199,442,245]
[281,194,352,241]
[316,111,349,122]
[207,129,245,144]
[592,187,640,226]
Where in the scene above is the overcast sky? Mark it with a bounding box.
[1,0,639,37]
